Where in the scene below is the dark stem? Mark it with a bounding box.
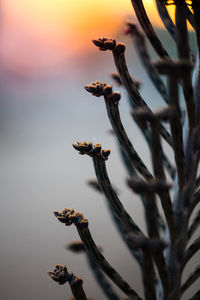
[93,156,145,237]
[130,0,169,58]
[112,49,173,147]
[175,2,196,130]
[181,264,200,296]
[182,236,200,271]
[104,95,153,180]
[150,120,176,243]
[76,223,143,300]
[168,75,185,189]
[70,278,88,300]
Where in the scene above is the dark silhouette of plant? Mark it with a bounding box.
[48,1,200,299]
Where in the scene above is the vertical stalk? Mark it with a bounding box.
[175,0,196,130]
[144,192,169,300]
[150,118,176,244]
[130,0,169,58]
[168,75,185,190]
[142,247,157,300]
[192,1,200,125]
[192,0,200,58]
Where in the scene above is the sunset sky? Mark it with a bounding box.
[0,0,175,74]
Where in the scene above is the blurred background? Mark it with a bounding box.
[0,1,197,300]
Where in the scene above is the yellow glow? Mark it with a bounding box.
[3,0,174,52]
[1,0,177,74]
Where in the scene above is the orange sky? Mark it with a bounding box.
[0,0,175,75]
[3,0,172,50]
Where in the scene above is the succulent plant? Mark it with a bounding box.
[48,1,200,299]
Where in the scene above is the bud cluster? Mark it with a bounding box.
[73,142,111,160]
[85,81,121,104]
[84,81,111,97]
[92,38,126,55]
[54,208,88,229]
[48,264,73,285]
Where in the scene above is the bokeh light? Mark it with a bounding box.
[0,0,175,75]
